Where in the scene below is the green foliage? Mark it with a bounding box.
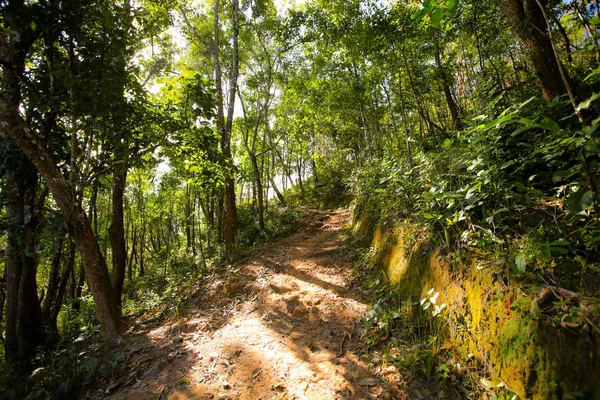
[2,0,600,396]
[236,203,303,248]
[411,0,460,28]
[354,95,600,286]
[0,296,120,399]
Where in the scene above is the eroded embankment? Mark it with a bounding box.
[353,207,600,399]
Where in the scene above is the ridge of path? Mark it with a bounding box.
[95,209,411,400]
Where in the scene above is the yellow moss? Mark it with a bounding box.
[356,217,564,399]
[352,210,371,241]
[372,227,384,252]
[386,237,406,286]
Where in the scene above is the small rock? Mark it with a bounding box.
[173,335,183,343]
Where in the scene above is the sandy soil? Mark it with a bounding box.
[85,209,420,399]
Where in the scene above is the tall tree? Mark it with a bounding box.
[499,0,568,102]
[0,0,124,347]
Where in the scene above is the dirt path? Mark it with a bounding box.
[93,209,409,399]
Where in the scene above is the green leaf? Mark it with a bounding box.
[567,189,594,214]
[539,118,560,133]
[448,0,459,12]
[582,124,599,136]
[411,7,429,22]
[486,114,515,130]
[423,212,441,219]
[430,8,444,28]
[511,124,542,137]
[585,138,600,153]
[577,93,600,111]
[514,253,527,274]
[552,169,578,182]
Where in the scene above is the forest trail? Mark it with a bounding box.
[88,209,415,400]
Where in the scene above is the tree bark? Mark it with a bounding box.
[185,184,192,250]
[434,29,461,130]
[270,151,286,206]
[211,0,240,252]
[2,14,43,366]
[4,169,42,367]
[41,222,65,334]
[0,100,123,346]
[499,0,567,102]
[17,183,42,361]
[239,93,266,230]
[550,10,573,63]
[53,237,76,323]
[223,0,240,250]
[109,145,128,311]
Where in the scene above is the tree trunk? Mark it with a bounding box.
[223,0,240,250]
[53,237,76,324]
[550,10,573,63]
[4,171,26,366]
[433,29,461,130]
[4,169,42,367]
[0,273,5,337]
[41,222,65,334]
[17,181,42,363]
[139,221,145,277]
[270,153,286,206]
[109,145,128,312]
[212,0,240,252]
[185,184,192,250]
[0,100,123,346]
[128,225,136,282]
[2,12,44,366]
[191,192,197,258]
[253,155,265,230]
[499,0,567,102]
[297,158,305,194]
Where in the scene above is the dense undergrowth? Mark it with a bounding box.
[350,93,600,398]
[354,93,600,271]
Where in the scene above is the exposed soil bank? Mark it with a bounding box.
[353,208,600,399]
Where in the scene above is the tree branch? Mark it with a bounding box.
[179,8,215,56]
